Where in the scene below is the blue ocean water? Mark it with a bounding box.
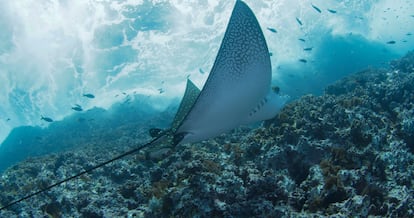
[0,0,413,146]
[0,0,413,216]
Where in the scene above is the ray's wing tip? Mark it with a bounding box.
[235,0,250,11]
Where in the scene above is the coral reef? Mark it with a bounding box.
[1,51,414,217]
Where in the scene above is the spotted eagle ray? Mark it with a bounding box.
[173,0,287,145]
[0,0,286,210]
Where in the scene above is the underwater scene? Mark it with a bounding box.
[0,0,414,217]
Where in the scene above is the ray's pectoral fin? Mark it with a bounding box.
[173,0,287,145]
[171,79,200,133]
[148,79,200,144]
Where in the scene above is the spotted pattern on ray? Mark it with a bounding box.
[174,0,275,144]
[171,79,200,133]
[202,0,270,97]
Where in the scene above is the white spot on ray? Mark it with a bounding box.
[175,0,287,144]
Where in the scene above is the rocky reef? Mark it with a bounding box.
[1,51,414,217]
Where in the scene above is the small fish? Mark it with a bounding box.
[327,9,337,14]
[386,40,396,44]
[199,68,205,74]
[122,92,127,95]
[406,33,412,36]
[72,105,83,111]
[267,27,277,33]
[303,47,313,51]
[298,38,306,42]
[83,93,95,98]
[296,17,303,26]
[6,118,10,121]
[299,59,307,63]
[311,4,321,13]
[269,52,273,56]
[158,88,165,94]
[41,116,53,122]
[123,98,131,104]
[411,15,414,18]
[272,86,280,94]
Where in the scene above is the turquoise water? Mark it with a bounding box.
[0,0,413,145]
